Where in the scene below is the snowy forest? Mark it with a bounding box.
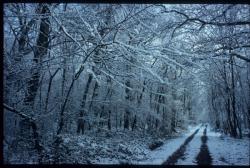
[3,3,250,165]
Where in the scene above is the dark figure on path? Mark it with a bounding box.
[77,113,85,134]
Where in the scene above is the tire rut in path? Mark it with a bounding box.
[163,128,200,165]
[195,126,212,165]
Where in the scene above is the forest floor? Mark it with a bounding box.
[54,125,200,164]
[85,124,249,165]
[7,124,249,165]
[207,125,250,165]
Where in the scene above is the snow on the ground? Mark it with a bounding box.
[176,126,203,165]
[55,129,155,164]
[183,124,202,136]
[135,124,202,165]
[47,124,203,164]
[207,125,250,165]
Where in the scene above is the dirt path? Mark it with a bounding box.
[195,126,213,165]
[163,128,200,165]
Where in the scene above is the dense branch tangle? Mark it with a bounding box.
[3,4,250,163]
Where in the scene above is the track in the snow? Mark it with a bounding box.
[195,125,213,165]
[163,128,200,165]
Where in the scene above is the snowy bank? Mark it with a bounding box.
[207,125,250,165]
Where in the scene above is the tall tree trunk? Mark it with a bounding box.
[24,4,50,106]
[124,110,130,130]
[21,4,50,163]
[131,115,137,131]
[124,80,131,130]
[230,54,242,138]
[77,74,93,134]
[108,110,111,130]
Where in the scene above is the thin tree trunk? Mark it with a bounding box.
[57,64,85,135]
[131,115,137,131]
[44,68,60,113]
[76,74,93,134]
[108,110,111,130]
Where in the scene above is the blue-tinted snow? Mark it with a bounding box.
[135,124,201,164]
[176,126,203,165]
[207,125,250,165]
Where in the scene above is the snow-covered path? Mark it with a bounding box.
[137,124,249,166]
[176,126,203,165]
[195,126,212,165]
[136,124,202,164]
[166,125,249,165]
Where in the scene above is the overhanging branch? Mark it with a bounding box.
[3,103,34,121]
[231,53,250,63]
